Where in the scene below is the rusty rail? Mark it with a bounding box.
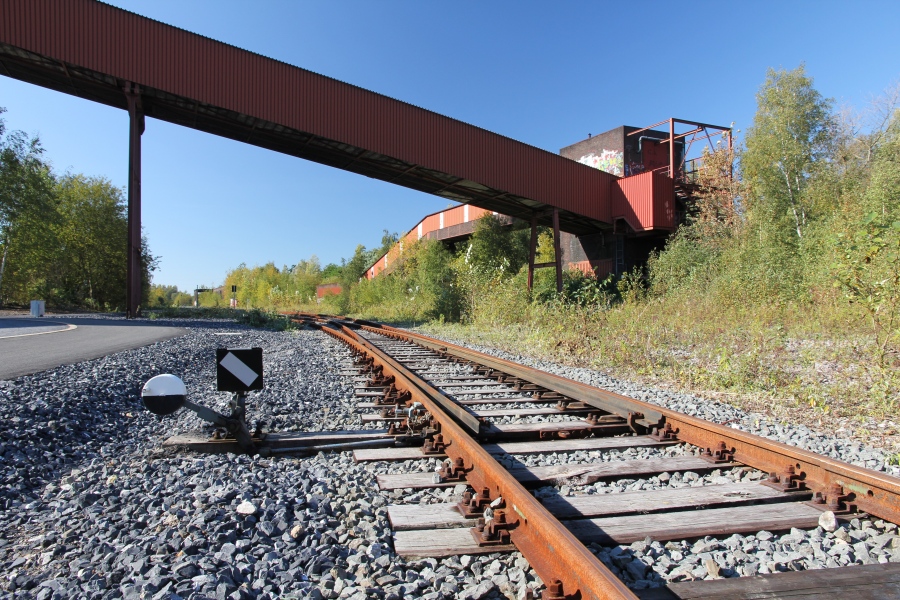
[355,322,900,525]
[317,321,639,600]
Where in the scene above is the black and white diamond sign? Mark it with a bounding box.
[216,347,264,392]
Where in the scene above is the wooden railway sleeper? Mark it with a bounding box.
[512,382,544,392]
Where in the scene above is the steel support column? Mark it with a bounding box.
[125,83,144,318]
[669,118,675,179]
[527,214,538,291]
[552,207,562,293]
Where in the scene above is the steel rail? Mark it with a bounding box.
[361,322,900,525]
[319,322,639,600]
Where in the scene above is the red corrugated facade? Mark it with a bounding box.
[612,172,675,232]
[364,204,495,279]
[366,171,675,280]
[0,0,617,225]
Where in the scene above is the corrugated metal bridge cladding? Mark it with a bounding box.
[0,0,672,238]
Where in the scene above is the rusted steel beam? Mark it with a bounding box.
[366,324,900,525]
[321,324,639,600]
[669,118,675,179]
[656,127,702,144]
[527,214,537,291]
[670,117,732,132]
[553,207,563,293]
[124,83,144,318]
[626,120,670,136]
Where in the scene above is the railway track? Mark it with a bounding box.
[291,313,900,599]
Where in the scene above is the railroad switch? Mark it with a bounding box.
[142,375,259,454]
[701,441,735,464]
[457,487,492,517]
[353,355,374,373]
[471,510,513,546]
[626,411,645,434]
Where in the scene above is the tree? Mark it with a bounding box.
[742,65,834,240]
[463,215,529,277]
[50,174,157,309]
[321,262,342,281]
[342,244,371,287]
[0,109,56,304]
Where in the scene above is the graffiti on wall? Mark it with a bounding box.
[577,149,623,176]
[624,162,645,176]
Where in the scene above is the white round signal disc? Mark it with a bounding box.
[141,374,187,416]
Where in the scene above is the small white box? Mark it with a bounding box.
[30,300,45,317]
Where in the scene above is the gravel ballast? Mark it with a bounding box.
[1,317,899,599]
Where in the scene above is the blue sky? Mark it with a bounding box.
[1,1,898,292]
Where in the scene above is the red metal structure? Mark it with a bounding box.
[0,0,729,312]
[365,119,731,285]
[364,204,500,279]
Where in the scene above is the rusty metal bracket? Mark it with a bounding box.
[471,510,515,546]
[584,413,627,425]
[422,433,447,455]
[438,457,469,482]
[650,422,678,442]
[539,428,588,440]
[807,483,855,514]
[762,465,807,492]
[458,486,492,517]
[701,441,735,464]
[626,411,646,434]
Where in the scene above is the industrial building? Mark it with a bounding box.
[364,120,729,283]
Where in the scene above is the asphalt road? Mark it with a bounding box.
[0,317,185,380]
